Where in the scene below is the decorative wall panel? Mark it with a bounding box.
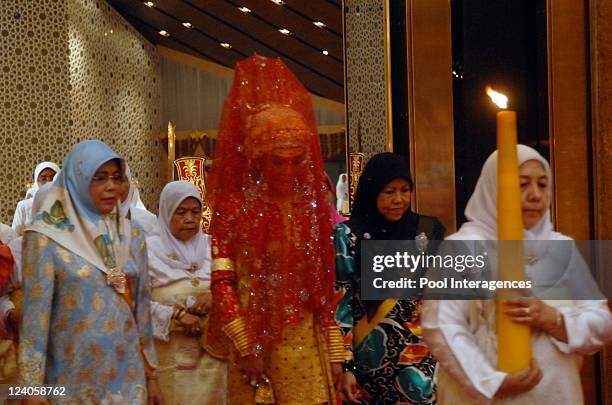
[344,0,391,157]
[68,0,162,211]
[0,0,71,223]
[0,0,162,224]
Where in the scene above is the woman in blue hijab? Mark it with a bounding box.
[19,141,164,404]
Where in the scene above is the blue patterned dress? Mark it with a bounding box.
[19,227,157,404]
[335,223,437,405]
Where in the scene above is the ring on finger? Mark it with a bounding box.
[524,307,531,316]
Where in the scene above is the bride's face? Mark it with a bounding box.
[519,160,550,230]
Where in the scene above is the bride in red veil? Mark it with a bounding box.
[206,55,346,404]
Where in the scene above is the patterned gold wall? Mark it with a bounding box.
[68,0,162,211]
[0,0,162,224]
[0,0,71,224]
[344,0,391,157]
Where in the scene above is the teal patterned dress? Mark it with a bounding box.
[19,227,157,404]
[335,223,436,405]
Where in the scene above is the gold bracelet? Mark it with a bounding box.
[325,325,350,362]
[212,258,235,272]
[223,317,255,357]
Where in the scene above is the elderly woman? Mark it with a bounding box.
[148,180,226,404]
[12,161,60,235]
[335,152,444,404]
[19,140,163,404]
[423,145,612,404]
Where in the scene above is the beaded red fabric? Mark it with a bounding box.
[0,242,14,293]
[208,55,335,351]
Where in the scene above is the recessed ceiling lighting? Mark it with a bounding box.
[220,42,232,49]
[158,30,170,37]
[270,0,285,4]
[278,28,291,35]
[313,21,326,28]
[144,1,155,7]
[182,22,193,29]
[322,50,329,56]
[238,6,251,13]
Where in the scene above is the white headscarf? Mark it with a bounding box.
[146,181,210,272]
[451,144,555,242]
[336,173,348,211]
[120,163,147,218]
[28,162,60,199]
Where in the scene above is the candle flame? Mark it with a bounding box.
[486,85,508,109]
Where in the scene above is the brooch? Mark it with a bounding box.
[106,267,127,291]
[415,232,429,253]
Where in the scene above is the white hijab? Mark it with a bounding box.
[451,144,557,242]
[26,162,60,199]
[336,173,348,211]
[120,164,147,217]
[147,181,210,272]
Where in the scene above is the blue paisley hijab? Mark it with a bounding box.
[26,140,131,293]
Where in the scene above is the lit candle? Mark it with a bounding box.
[168,121,176,181]
[486,86,532,373]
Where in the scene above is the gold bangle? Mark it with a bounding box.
[212,258,235,272]
[223,317,255,357]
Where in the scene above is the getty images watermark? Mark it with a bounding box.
[360,239,611,300]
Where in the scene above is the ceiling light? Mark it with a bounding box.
[144,1,155,7]
[182,22,193,29]
[322,50,329,55]
[270,0,285,4]
[278,28,291,35]
[220,42,232,49]
[313,21,326,28]
[158,30,170,37]
[238,6,251,13]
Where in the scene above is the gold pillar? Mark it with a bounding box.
[406,0,456,232]
[589,0,612,402]
[547,1,600,403]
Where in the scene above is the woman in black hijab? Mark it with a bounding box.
[335,152,444,404]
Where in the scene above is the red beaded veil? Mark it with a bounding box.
[207,55,335,349]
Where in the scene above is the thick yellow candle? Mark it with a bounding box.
[168,121,176,181]
[495,109,532,372]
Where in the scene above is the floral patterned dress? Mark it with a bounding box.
[334,223,437,405]
[19,227,156,404]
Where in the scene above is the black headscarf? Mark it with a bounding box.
[348,152,420,240]
[346,152,424,319]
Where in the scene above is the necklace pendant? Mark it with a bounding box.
[191,277,200,287]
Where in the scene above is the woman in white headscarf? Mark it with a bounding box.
[120,164,158,237]
[12,161,60,235]
[336,172,349,212]
[422,145,612,404]
[147,181,227,405]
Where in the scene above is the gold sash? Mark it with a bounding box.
[353,299,398,347]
